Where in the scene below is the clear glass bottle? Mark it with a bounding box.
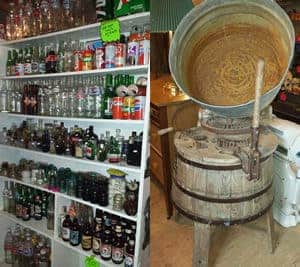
[4,227,13,264]
[2,181,10,212]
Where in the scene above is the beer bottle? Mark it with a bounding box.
[81,215,93,251]
[70,217,81,246]
[34,192,43,220]
[100,229,112,261]
[124,240,135,267]
[62,214,72,242]
[112,225,124,264]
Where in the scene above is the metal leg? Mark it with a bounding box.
[266,209,275,254]
[193,223,211,267]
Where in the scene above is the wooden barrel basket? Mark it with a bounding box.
[172,127,278,225]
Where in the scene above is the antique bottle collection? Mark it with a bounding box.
[59,203,136,264]
[1,160,139,216]
[0,120,143,167]
[4,224,52,266]
[5,25,150,76]
[4,0,149,41]
[0,75,147,120]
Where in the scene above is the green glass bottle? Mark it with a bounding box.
[101,74,114,119]
[6,51,13,76]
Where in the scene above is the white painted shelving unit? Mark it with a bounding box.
[0,12,150,267]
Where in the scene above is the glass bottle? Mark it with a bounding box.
[4,227,13,264]
[112,225,124,264]
[81,215,93,251]
[54,122,66,155]
[64,41,73,72]
[39,45,46,74]
[24,47,32,75]
[6,2,16,41]
[124,240,135,267]
[22,1,33,38]
[22,188,31,221]
[70,217,81,246]
[101,74,114,119]
[6,50,13,76]
[62,214,72,242]
[22,233,34,266]
[40,0,51,33]
[57,41,65,73]
[84,126,98,160]
[47,194,54,230]
[16,48,24,76]
[8,182,15,214]
[58,206,67,238]
[76,77,86,117]
[45,44,57,73]
[100,229,112,261]
[34,191,43,220]
[2,181,10,212]
[107,136,121,163]
[97,133,107,162]
[31,46,39,74]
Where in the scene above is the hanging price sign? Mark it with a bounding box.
[100,19,121,42]
[85,255,100,267]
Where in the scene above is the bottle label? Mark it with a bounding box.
[104,98,112,115]
[34,204,42,215]
[92,236,101,253]
[85,146,93,158]
[62,227,70,240]
[81,235,92,249]
[70,230,79,245]
[125,253,134,267]
[75,145,83,158]
[24,63,32,75]
[100,243,112,258]
[39,62,46,73]
[15,63,24,76]
[23,247,33,257]
[112,247,124,262]
[31,62,39,73]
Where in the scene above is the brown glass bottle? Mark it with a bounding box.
[124,240,135,267]
[112,225,124,264]
[81,217,93,251]
[70,217,81,246]
[100,229,112,261]
[62,214,72,242]
[69,125,82,157]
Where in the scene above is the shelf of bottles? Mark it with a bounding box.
[0,1,150,266]
[2,223,52,266]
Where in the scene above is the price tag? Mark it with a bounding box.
[100,19,121,43]
[85,256,100,267]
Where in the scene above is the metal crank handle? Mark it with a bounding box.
[157,127,174,136]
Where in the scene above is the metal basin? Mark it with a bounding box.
[169,0,295,118]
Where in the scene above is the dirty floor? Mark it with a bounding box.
[151,183,300,267]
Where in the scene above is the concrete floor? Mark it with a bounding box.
[151,183,300,267]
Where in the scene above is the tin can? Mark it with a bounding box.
[134,96,146,120]
[123,96,135,120]
[82,50,94,71]
[95,47,105,69]
[73,50,83,71]
[138,39,150,65]
[105,43,115,68]
[115,43,126,67]
[112,97,124,119]
[127,41,139,65]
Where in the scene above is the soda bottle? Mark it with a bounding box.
[2,181,10,212]
[6,51,13,76]
[4,227,13,264]
[22,233,34,266]
[101,74,114,119]
[45,44,57,73]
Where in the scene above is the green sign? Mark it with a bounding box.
[100,19,121,43]
[85,256,100,267]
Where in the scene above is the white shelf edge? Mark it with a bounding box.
[0,113,145,125]
[0,144,142,174]
[54,238,116,267]
[0,12,150,47]
[0,65,148,80]
[0,210,54,239]
[0,176,137,222]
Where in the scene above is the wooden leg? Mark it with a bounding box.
[266,209,275,254]
[193,223,211,267]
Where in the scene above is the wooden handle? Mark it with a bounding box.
[253,59,265,128]
[157,127,174,136]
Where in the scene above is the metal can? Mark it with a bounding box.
[112,97,124,120]
[127,41,139,65]
[134,96,146,120]
[123,96,135,120]
[105,43,115,68]
[95,47,105,69]
[115,43,126,67]
[138,39,150,65]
